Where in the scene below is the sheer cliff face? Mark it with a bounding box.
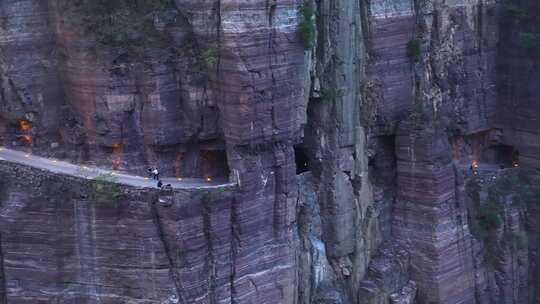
[0,0,306,170]
[0,162,237,303]
[1,1,303,303]
[1,0,540,304]
[497,0,540,168]
[361,0,540,303]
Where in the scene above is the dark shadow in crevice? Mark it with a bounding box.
[369,135,397,189]
[295,145,310,174]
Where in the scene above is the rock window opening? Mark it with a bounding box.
[481,145,519,168]
[295,145,310,174]
[200,149,230,180]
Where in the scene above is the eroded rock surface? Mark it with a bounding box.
[1,0,540,303]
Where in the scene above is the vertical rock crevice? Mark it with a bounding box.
[296,0,382,302]
[202,194,218,304]
[150,197,184,304]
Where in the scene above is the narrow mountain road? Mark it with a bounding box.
[0,147,234,190]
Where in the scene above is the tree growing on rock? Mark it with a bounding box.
[92,173,123,202]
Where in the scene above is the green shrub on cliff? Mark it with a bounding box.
[512,231,528,250]
[476,207,501,231]
[92,173,123,202]
[504,2,528,21]
[519,32,539,50]
[320,87,342,102]
[65,0,173,47]
[406,38,421,62]
[201,45,220,69]
[298,4,316,50]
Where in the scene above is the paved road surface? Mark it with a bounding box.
[0,147,234,190]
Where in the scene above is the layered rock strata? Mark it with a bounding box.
[393,121,476,303]
[2,0,540,303]
[0,160,235,303]
[2,1,305,303]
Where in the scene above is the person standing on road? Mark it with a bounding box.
[153,168,159,180]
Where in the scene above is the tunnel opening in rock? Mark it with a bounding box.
[481,145,519,168]
[295,145,310,174]
[199,149,230,179]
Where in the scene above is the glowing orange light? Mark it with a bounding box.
[471,160,479,175]
[19,119,30,132]
[144,177,149,180]
[111,143,122,153]
[177,177,183,181]
[206,177,212,182]
[110,143,122,169]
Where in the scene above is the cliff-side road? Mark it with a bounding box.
[0,147,233,189]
